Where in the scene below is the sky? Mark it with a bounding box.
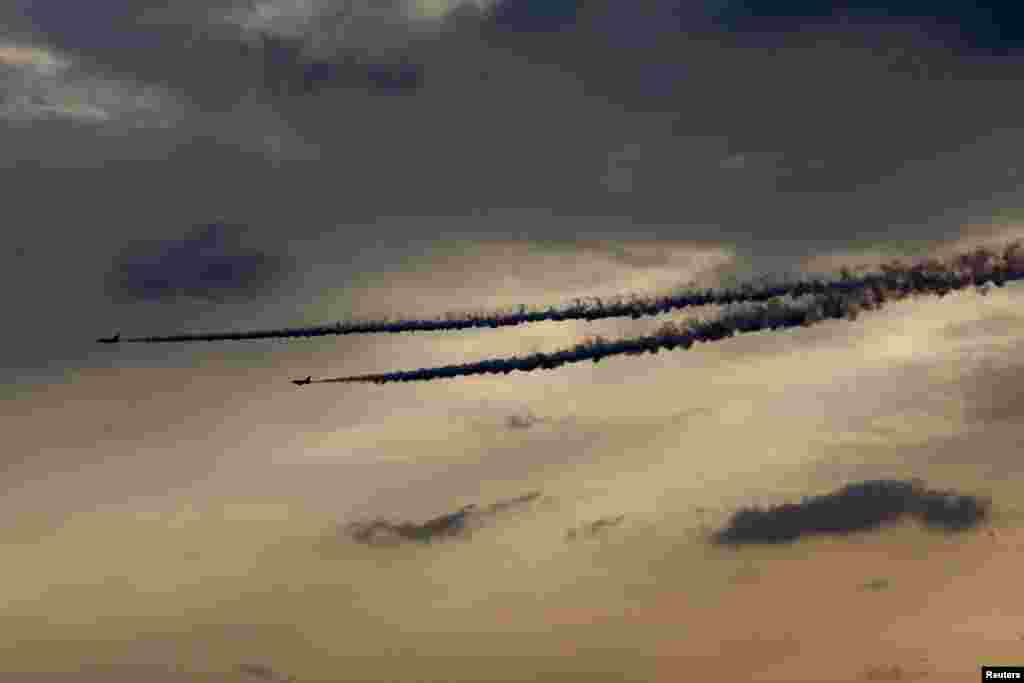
[5,1,1024,680]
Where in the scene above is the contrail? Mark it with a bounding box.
[312,248,1021,385]
[99,242,1022,344]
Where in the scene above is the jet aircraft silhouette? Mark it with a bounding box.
[291,375,312,386]
[97,332,120,344]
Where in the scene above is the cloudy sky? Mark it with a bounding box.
[5,1,1024,681]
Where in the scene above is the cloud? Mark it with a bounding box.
[237,662,296,682]
[712,1,1024,55]
[505,409,542,429]
[213,0,488,86]
[238,31,425,97]
[718,153,746,170]
[565,514,625,541]
[0,43,69,73]
[956,349,1024,425]
[1,39,181,127]
[340,491,543,546]
[104,221,294,304]
[712,479,991,545]
[219,0,458,43]
[12,2,1024,211]
[12,0,1024,278]
[481,0,582,34]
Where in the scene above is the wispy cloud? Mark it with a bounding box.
[341,491,544,546]
[0,43,68,74]
[1,40,181,127]
[216,0,487,51]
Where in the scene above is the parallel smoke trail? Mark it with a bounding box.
[314,247,1024,385]
[102,242,1024,344]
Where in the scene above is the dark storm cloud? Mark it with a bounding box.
[461,3,1024,260]
[11,0,425,107]
[713,1,1024,55]
[104,222,293,303]
[10,0,1024,289]
[712,479,991,546]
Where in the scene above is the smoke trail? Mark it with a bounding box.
[101,241,1022,344]
[313,249,1021,384]
[93,278,867,343]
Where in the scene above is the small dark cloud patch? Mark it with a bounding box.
[565,514,625,541]
[505,409,543,430]
[343,491,543,547]
[483,0,584,34]
[859,577,890,592]
[105,222,292,303]
[254,33,423,97]
[712,479,990,546]
[860,663,925,681]
[712,1,1024,56]
[365,58,423,95]
[915,489,991,530]
[237,662,295,682]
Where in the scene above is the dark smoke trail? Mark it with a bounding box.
[313,249,1021,384]
[100,241,1023,344]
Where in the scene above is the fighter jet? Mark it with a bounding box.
[291,375,312,386]
[97,332,120,344]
